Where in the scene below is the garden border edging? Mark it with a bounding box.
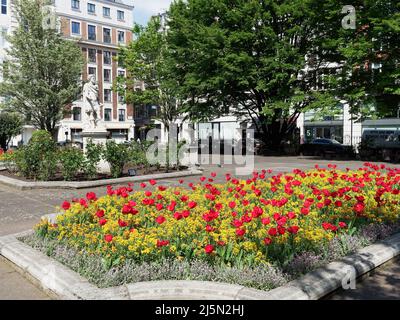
[0,230,400,300]
[0,169,203,190]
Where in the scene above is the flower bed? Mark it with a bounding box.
[32,163,400,289]
[0,148,13,163]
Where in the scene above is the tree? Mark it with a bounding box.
[116,16,185,135]
[0,112,23,150]
[334,0,400,119]
[166,0,342,150]
[0,0,83,139]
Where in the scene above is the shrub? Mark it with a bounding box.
[103,140,130,178]
[83,139,103,179]
[14,130,57,180]
[128,140,151,173]
[59,147,85,181]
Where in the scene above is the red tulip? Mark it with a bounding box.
[264,237,273,245]
[122,205,132,214]
[288,226,299,234]
[96,210,105,218]
[268,228,278,236]
[157,240,169,247]
[261,217,271,225]
[301,207,310,215]
[204,244,214,254]
[174,212,183,220]
[86,192,97,201]
[236,228,246,237]
[228,201,236,209]
[188,201,197,209]
[155,215,166,224]
[118,219,127,227]
[104,234,113,243]
[61,201,71,210]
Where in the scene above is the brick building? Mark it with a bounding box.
[55,0,135,143]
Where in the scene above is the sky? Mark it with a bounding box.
[133,0,174,26]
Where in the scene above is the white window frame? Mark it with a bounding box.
[71,20,81,35]
[87,3,96,14]
[117,30,125,44]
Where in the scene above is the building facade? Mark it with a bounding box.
[55,0,135,144]
[1,0,135,146]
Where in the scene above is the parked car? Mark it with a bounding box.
[299,138,354,158]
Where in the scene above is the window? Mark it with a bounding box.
[118,31,125,44]
[104,108,112,121]
[118,70,125,78]
[104,69,111,83]
[103,51,111,65]
[117,10,125,21]
[71,21,80,35]
[88,49,96,63]
[103,28,111,43]
[71,0,80,10]
[118,94,125,104]
[73,107,81,121]
[118,109,126,122]
[87,3,95,14]
[88,25,96,40]
[88,67,96,79]
[71,129,83,143]
[1,0,7,14]
[103,7,110,17]
[104,89,111,102]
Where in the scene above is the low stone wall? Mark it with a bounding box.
[0,169,203,190]
[0,230,399,300]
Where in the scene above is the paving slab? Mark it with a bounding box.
[327,257,400,300]
[0,256,51,300]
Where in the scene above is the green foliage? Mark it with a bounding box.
[128,140,151,173]
[0,0,83,137]
[103,141,130,178]
[59,147,85,181]
[116,17,185,132]
[14,130,57,180]
[334,0,400,118]
[83,140,103,179]
[0,112,23,150]
[165,0,344,148]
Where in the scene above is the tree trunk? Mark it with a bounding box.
[0,137,7,151]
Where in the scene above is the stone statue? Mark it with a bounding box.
[83,75,103,130]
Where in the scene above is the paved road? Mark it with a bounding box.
[0,156,399,300]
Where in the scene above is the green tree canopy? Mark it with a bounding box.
[0,0,83,138]
[165,0,343,148]
[0,112,23,150]
[335,0,400,119]
[116,16,185,133]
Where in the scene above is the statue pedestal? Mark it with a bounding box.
[82,129,110,174]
